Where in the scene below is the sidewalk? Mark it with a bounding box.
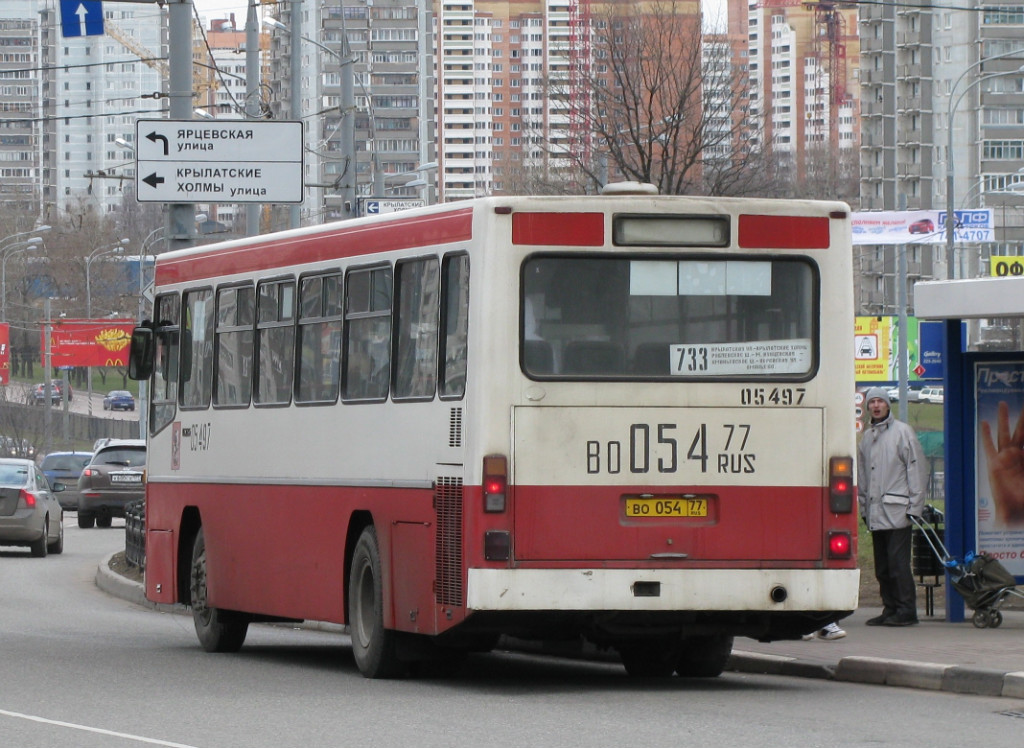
[95,555,1024,698]
[731,606,1024,699]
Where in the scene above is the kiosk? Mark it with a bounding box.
[915,277,1024,621]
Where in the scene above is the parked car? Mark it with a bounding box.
[0,458,64,556]
[40,451,93,510]
[908,218,935,235]
[103,390,135,411]
[886,386,923,403]
[920,386,944,404]
[77,439,146,529]
[27,380,72,406]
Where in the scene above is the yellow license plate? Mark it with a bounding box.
[624,497,709,518]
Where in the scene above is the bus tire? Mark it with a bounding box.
[190,528,248,653]
[674,634,733,678]
[348,526,405,678]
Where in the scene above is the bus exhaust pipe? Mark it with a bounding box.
[770,586,788,603]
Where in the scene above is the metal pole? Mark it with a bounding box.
[167,0,196,251]
[289,0,302,229]
[897,244,909,422]
[245,1,261,236]
[340,34,356,219]
[43,299,52,455]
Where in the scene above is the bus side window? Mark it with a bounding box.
[393,257,439,400]
[180,288,215,409]
[296,273,343,404]
[150,293,181,434]
[254,278,296,406]
[214,285,255,407]
[439,254,469,399]
[343,266,393,401]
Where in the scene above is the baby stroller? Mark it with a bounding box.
[910,506,1024,628]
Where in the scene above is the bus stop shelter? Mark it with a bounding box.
[914,277,1024,621]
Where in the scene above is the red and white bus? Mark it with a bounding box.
[129,184,859,678]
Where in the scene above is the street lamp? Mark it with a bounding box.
[84,239,129,415]
[944,51,1024,278]
[1,237,44,322]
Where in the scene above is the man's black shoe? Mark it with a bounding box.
[865,613,891,626]
[882,613,919,627]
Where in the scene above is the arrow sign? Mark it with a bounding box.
[146,131,169,156]
[143,173,165,188]
[365,201,380,214]
[60,0,104,38]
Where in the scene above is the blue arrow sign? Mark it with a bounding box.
[365,201,380,214]
[60,0,104,38]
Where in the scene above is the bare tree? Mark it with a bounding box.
[504,2,776,197]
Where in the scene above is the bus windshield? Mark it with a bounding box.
[521,256,817,380]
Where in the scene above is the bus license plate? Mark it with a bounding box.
[624,497,709,518]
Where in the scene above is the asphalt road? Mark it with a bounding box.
[1,522,1021,748]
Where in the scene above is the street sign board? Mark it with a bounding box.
[133,119,304,204]
[60,0,104,38]
[358,197,426,216]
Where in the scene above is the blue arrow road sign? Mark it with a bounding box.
[61,1,105,38]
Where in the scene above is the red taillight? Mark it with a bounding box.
[829,456,854,513]
[19,489,36,508]
[482,454,507,513]
[828,531,852,559]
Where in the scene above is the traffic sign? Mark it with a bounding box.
[133,119,304,204]
[60,1,104,38]
[358,197,426,216]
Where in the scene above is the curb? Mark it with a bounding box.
[95,556,1022,696]
[733,651,1024,699]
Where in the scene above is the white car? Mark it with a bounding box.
[919,386,944,404]
[887,386,923,403]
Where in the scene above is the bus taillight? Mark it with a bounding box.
[828,456,854,513]
[828,531,852,559]
[483,454,507,512]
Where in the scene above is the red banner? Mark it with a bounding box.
[42,319,134,367]
[0,323,9,385]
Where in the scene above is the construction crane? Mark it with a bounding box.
[755,0,854,156]
[105,21,215,100]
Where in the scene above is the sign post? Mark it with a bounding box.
[134,120,303,204]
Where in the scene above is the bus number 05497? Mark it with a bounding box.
[740,387,805,406]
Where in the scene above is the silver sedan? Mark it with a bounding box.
[0,458,65,557]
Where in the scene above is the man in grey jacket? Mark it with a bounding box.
[858,387,928,626]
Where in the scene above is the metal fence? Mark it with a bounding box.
[125,499,146,570]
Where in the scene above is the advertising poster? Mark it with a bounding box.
[854,316,924,382]
[41,319,134,367]
[851,209,993,245]
[974,361,1024,577]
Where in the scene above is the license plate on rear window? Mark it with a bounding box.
[110,472,142,484]
[624,496,709,518]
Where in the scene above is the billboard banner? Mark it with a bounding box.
[0,323,9,385]
[854,315,941,382]
[974,362,1024,577]
[852,209,993,245]
[42,319,134,367]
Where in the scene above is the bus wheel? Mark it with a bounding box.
[674,634,733,678]
[348,526,405,678]
[190,528,248,653]
[618,641,677,678]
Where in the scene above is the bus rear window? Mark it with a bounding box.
[521,256,817,380]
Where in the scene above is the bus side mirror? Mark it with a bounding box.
[128,326,155,381]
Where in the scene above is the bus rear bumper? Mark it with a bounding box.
[467,567,859,613]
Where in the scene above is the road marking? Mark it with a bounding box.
[0,708,201,748]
